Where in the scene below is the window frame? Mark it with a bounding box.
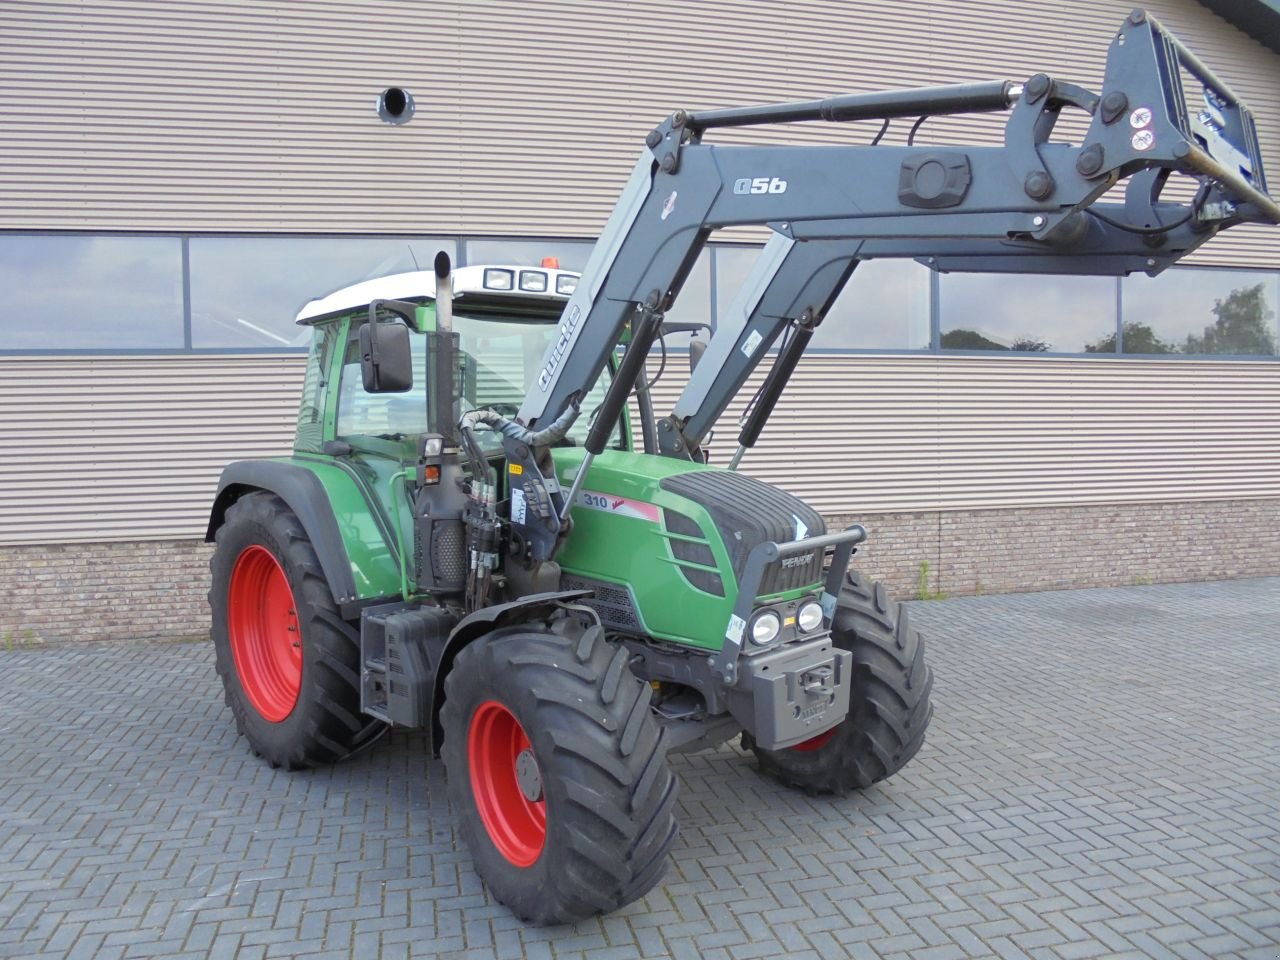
[0,230,1275,362]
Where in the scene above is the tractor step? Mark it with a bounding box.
[359,605,452,727]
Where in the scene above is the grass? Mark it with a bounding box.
[3,629,41,651]
[916,560,947,601]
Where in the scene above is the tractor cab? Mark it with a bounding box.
[292,263,626,462]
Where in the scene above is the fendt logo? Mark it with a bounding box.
[733,176,788,195]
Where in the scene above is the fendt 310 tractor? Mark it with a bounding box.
[207,11,1277,923]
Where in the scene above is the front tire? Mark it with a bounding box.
[745,571,933,795]
[441,620,678,924]
[210,491,385,769]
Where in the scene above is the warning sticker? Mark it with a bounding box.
[575,489,661,523]
[1131,129,1155,151]
[741,330,764,358]
[725,615,746,644]
[511,487,527,525]
[1129,106,1153,129]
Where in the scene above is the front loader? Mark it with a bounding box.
[207,11,1277,924]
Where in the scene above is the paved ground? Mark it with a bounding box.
[1,578,1278,960]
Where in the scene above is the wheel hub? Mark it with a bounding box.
[227,544,302,723]
[515,748,543,802]
[467,700,547,867]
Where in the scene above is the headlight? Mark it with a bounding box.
[796,600,824,633]
[750,610,782,646]
[519,270,548,292]
[483,268,514,290]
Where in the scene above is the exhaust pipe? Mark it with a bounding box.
[434,251,453,332]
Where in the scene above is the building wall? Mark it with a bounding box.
[4,353,1277,544]
[1,0,1278,642]
[841,498,1280,598]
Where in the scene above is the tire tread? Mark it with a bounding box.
[209,491,386,770]
[440,622,677,925]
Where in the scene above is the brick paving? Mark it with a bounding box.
[1,578,1277,959]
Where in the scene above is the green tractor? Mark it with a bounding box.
[207,257,928,923]
[207,10,1277,923]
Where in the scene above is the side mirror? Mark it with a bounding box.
[359,321,412,392]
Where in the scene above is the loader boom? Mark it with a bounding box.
[516,9,1278,487]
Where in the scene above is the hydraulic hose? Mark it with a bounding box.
[460,401,581,450]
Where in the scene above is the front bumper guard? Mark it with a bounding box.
[707,523,866,685]
[707,524,867,750]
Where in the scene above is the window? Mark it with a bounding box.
[295,323,340,453]
[661,248,712,346]
[336,331,429,439]
[466,239,594,273]
[3,231,1275,362]
[940,273,1116,353]
[714,245,764,332]
[815,259,930,350]
[0,235,183,349]
[1120,268,1278,356]
[189,237,456,348]
[335,312,620,451]
[714,247,929,350]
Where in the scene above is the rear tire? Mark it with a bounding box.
[441,620,678,924]
[210,491,385,769]
[745,571,933,795]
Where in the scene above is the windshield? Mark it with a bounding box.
[336,311,621,452]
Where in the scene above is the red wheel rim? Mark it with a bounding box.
[790,727,838,752]
[228,545,302,723]
[468,700,546,867]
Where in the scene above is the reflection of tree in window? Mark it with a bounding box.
[1086,322,1171,354]
[1093,283,1277,356]
[1183,283,1275,355]
[941,329,1007,350]
[1010,337,1050,352]
[940,330,1051,351]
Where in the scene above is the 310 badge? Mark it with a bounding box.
[575,490,660,523]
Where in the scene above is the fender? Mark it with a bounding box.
[426,589,592,754]
[207,459,394,618]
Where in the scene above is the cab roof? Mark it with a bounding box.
[295,264,580,325]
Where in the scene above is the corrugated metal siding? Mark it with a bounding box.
[0,0,1276,265]
[2,353,1275,544]
[0,356,304,543]
[701,355,1280,513]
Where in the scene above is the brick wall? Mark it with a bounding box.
[2,497,1277,644]
[833,498,1280,600]
[0,540,215,645]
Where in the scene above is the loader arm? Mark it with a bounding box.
[510,9,1278,557]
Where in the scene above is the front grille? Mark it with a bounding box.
[663,509,724,597]
[660,468,826,597]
